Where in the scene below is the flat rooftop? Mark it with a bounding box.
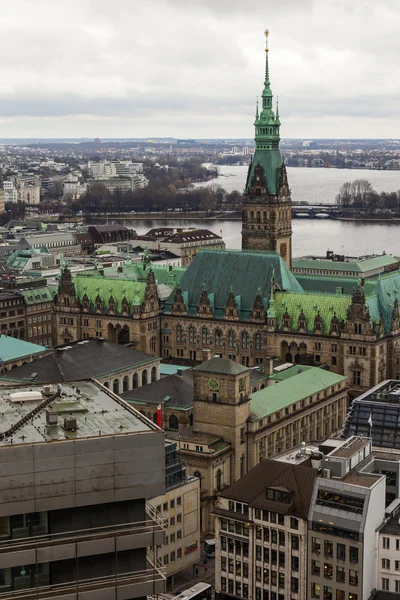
[341,471,381,488]
[0,380,156,446]
[329,437,369,459]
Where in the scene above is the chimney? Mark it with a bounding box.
[264,356,274,375]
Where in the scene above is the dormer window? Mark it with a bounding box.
[354,323,362,334]
[266,486,291,503]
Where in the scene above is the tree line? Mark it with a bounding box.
[336,179,400,212]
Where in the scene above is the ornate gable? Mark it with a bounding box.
[297,309,307,332]
[281,309,291,331]
[197,284,213,318]
[392,297,400,333]
[314,311,323,334]
[171,286,187,315]
[248,163,268,195]
[54,266,80,309]
[251,288,265,322]
[223,286,240,320]
[278,163,290,197]
[345,286,372,335]
[141,269,160,316]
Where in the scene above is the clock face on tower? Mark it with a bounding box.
[208,378,220,392]
[239,377,246,392]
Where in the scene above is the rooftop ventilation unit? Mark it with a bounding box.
[64,417,77,431]
[46,410,58,426]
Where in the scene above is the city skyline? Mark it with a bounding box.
[1,0,399,139]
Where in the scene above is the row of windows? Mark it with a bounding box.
[27,314,52,324]
[311,560,359,585]
[254,510,298,530]
[28,325,51,337]
[311,583,358,600]
[162,547,183,564]
[157,497,182,512]
[382,578,400,592]
[382,536,400,550]
[175,325,264,350]
[163,529,182,544]
[312,537,359,560]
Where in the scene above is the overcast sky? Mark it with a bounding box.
[0,0,399,139]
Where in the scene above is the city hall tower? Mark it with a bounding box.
[241,30,292,267]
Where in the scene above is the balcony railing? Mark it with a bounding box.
[0,563,166,600]
[0,504,166,556]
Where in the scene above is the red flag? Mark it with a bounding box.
[157,403,162,427]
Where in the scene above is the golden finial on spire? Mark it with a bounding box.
[264,28,269,52]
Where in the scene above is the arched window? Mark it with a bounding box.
[216,469,222,491]
[250,211,254,222]
[256,211,261,223]
[151,366,157,382]
[202,327,210,345]
[189,326,195,343]
[153,413,158,424]
[150,336,156,353]
[142,370,148,386]
[228,330,235,348]
[169,414,179,430]
[122,375,129,392]
[241,331,249,350]
[176,325,183,343]
[113,379,119,394]
[354,323,362,335]
[255,333,264,351]
[133,372,138,388]
[104,381,109,388]
[215,329,222,347]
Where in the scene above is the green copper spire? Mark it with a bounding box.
[245,29,283,195]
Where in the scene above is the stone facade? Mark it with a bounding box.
[53,265,161,356]
[167,358,346,533]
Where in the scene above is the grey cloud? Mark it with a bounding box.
[0,0,399,137]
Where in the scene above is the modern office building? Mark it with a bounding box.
[0,379,166,598]
[342,379,400,449]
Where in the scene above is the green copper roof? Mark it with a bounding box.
[73,271,146,309]
[270,365,313,381]
[250,367,346,420]
[292,254,398,274]
[365,271,400,334]
[274,291,352,334]
[20,287,55,304]
[165,249,303,319]
[245,31,282,194]
[100,262,186,286]
[296,275,361,295]
[0,335,47,361]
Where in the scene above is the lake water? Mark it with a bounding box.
[196,165,400,205]
[115,165,400,257]
[125,217,400,258]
